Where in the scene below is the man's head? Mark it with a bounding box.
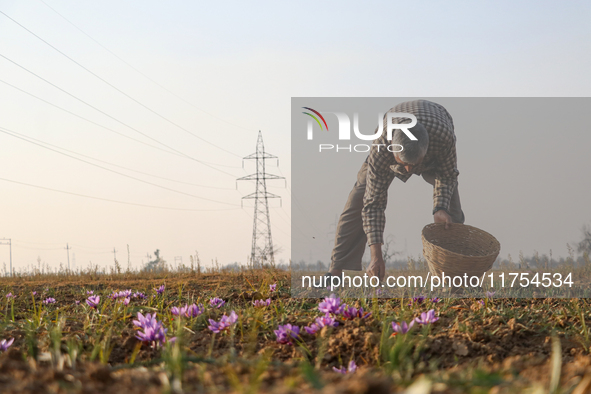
[392,122,429,172]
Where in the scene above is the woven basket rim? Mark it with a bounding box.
[421,223,500,259]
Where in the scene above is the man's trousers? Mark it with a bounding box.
[329,160,465,272]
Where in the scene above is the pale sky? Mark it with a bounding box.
[0,0,590,273]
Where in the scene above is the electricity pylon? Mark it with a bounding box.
[237,131,284,267]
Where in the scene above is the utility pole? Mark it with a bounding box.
[65,243,71,271]
[0,239,12,276]
[237,131,285,268]
[113,247,117,262]
[327,214,338,245]
[174,256,182,269]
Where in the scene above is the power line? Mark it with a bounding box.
[277,166,325,237]
[0,125,236,190]
[0,126,240,206]
[11,243,63,251]
[0,176,242,212]
[0,78,242,170]
[12,239,64,246]
[0,53,238,177]
[37,0,257,134]
[0,9,241,158]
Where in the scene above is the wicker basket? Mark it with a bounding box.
[421,223,500,278]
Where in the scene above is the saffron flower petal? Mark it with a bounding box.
[209,297,226,308]
[274,324,300,344]
[0,338,14,352]
[86,295,100,309]
[414,309,439,325]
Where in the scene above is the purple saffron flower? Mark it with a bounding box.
[430,297,441,303]
[155,285,165,295]
[42,297,56,305]
[5,293,15,299]
[133,312,168,347]
[32,291,37,296]
[86,290,94,295]
[185,303,204,318]
[478,300,485,306]
[133,292,146,299]
[274,324,300,345]
[209,297,226,308]
[304,314,339,335]
[0,338,14,352]
[318,294,345,315]
[414,309,439,325]
[485,291,496,299]
[86,295,100,309]
[171,305,189,317]
[75,300,80,305]
[111,289,132,300]
[119,297,130,306]
[333,360,357,374]
[207,311,238,333]
[253,299,271,308]
[408,295,426,306]
[269,283,277,292]
[392,320,415,334]
[133,312,151,328]
[342,306,372,320]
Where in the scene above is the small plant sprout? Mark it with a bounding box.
[342,306,372,320]
[86,295,100,309]
[253,299,271,308]
[185,303,204,318]
[391,320,415,335]
[207,311,238,333]
[333,360,357,374]
[414,309,439,325]
[318,294,345,315]
[0,338,14,352]
[274,324,300,345]
[209,297,226,308]
[304,314,338,335]
[42,297,56,305]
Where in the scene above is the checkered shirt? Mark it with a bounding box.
[363,99,459,246]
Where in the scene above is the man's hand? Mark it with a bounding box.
[434,209,453,229]
[367,244,385,282]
